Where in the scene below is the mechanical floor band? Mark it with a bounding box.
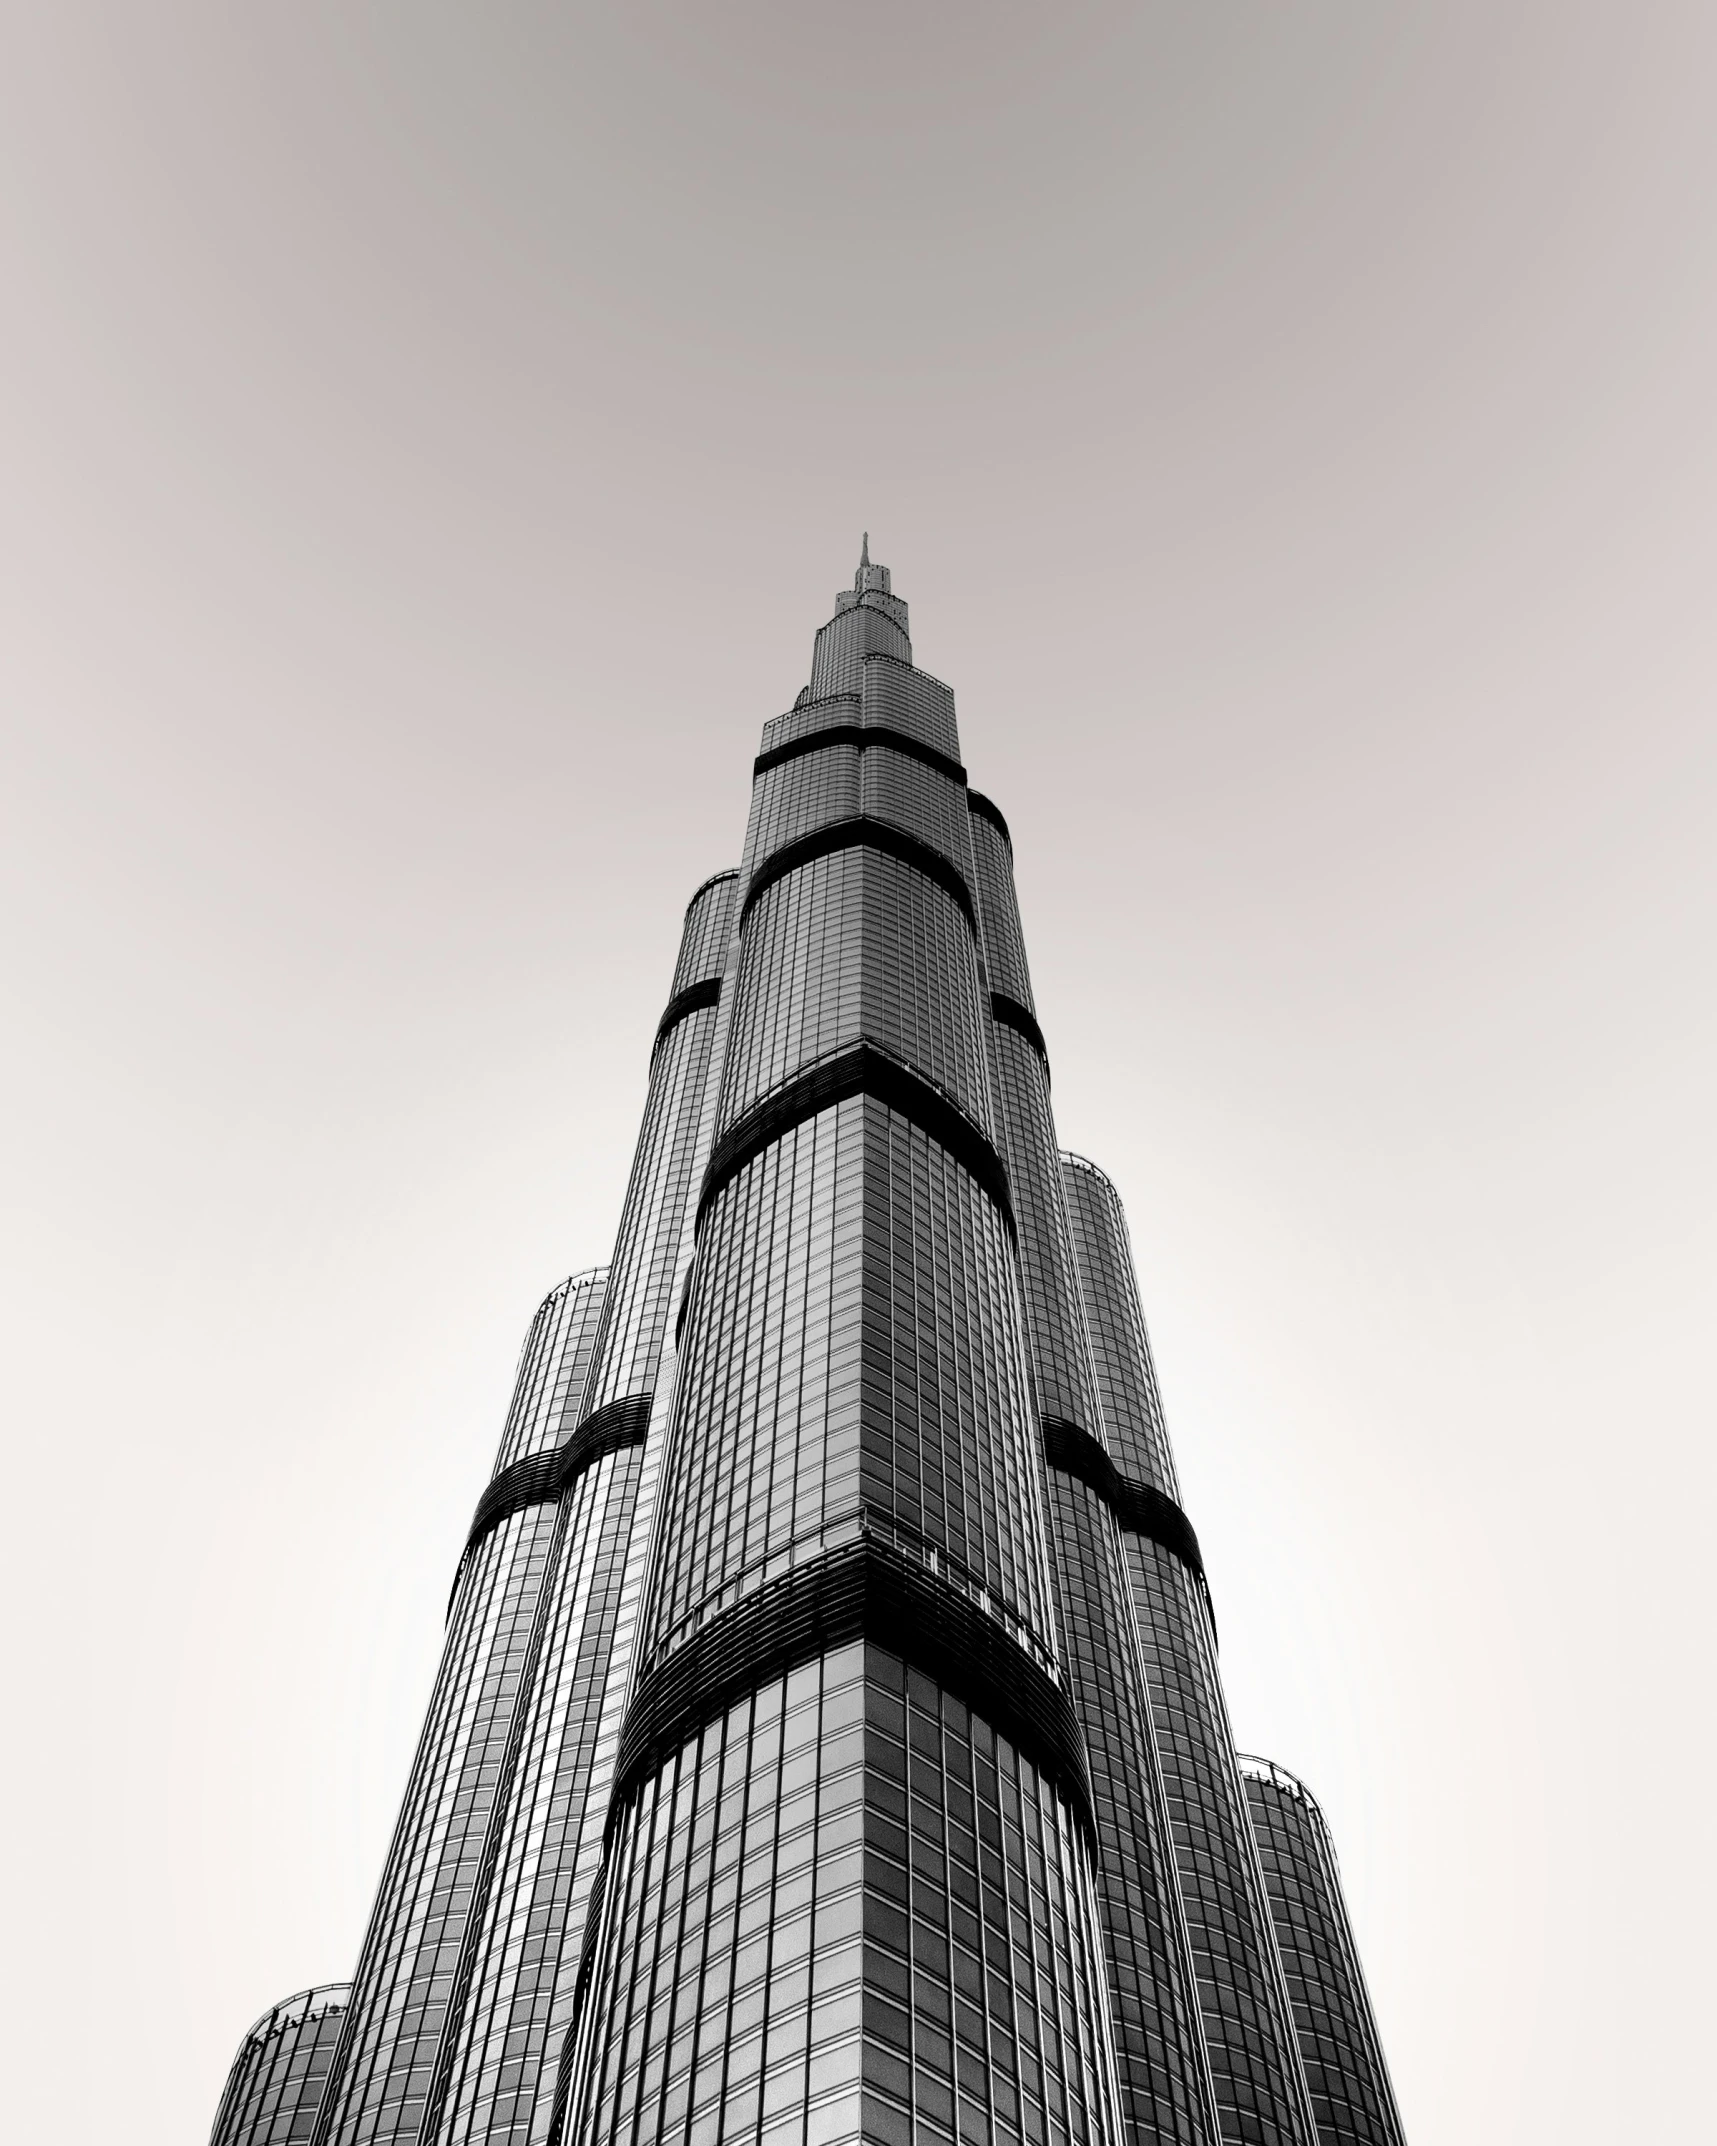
[696,1040,1016,1239]
[1041,1415,1207,1586]
[607,1535,1094,1843]
[651,975,721,1056]
[740,815,977,934]
[967,789,1012,847]
[456,1393,654,1575]
[989,991,1050,1069]
[753,720,966,788]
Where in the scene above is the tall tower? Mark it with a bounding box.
[210,548,1405,2146]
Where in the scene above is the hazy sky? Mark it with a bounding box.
[3,7,1713,2143]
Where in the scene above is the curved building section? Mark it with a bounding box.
[964,801,1034,1015]
[211,1985,350,2146]
[1063,1157,1316,2146]
[572,1642,1117,2146]
[672,871,741,1000]
[1239,1762,1406,2146]
[1058,1165,1181,1498]
[424,870,740,2146]
[492,1272,614,1474]
[312,1275,608,2146]
[719,846,989,1132]
[966,797,1217,2146]
[563,547,1117,2146]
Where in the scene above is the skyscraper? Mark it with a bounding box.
[211,546,1404,2146]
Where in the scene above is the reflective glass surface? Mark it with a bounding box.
[967,813,1216,2146]
[211,1986,350,2146]
[570,1643,1117,2146]
[1064,1160,1315,2146]
[1239,1763,1405,2146]
[427,870,741,2146]
[721,849,989,1131]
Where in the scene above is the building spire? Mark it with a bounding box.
[860,531,870,571]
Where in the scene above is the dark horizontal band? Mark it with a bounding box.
[741,817,977,934]
[967,790,1012,848]
[652,975,721,1056]
[608,1536,1093,1842]
[1040,1417,1206,1585]
[753,722,966,788]
[989,992,1048,1071]
[697,1042,1014,1238]
[457,1393,654,1579]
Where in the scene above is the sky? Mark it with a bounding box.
[2,6,1713,2143]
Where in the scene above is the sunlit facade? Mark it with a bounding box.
[212,547,1405,2146]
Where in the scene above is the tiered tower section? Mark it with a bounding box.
[210,546,1407,2146]
[967,806,1218,2146]
[310,1269,609,2145]
[1239,1762,1406,2146]
[1062,1160,1319,2146]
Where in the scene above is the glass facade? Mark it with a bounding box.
[968,812,1216,2146]
[1237,1763,1405,2146]
[211,1985,350,2146]
[212,544,1407,2146]
[1062,1157,1317,2146]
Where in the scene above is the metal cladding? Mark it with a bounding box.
[1239,1762,1406,2146]
[213,548,1406,2146]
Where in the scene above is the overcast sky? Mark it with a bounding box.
[3,7,1713,2144]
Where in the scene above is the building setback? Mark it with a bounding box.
[1239,1762,1406,2146]
[211,548,1405,2146]
[210,1985,350,2146]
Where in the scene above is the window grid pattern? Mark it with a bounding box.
[643,1097,1056,1679]
[982,1026,1099,1437]
[857,1104,1057,1668]
[1124,1544,1313,2146]
[211,1986,350,2146]
[586,1003,726,1416]
[809,597,912,700]
[967,840,1215,2146]
[643,1099,866,1665]
[671,874,740,1001]
[758,693,860,762]
[965,815,1034,1013]
[1043,1481,1216,2146]
[756,656,958,769]
[743,746,973,892]
[429,867,740,2144]
[1059,1159,1178,1498]
[745,745,860,872]
[858,655,959,763]
[719,848,990,1133]
[1238,1765,1406,2146]
[494,1271,611,1473]
[1065,1155,1315,2146]
[569,1643,1118,2146]
[432,1448,646,2146]
[318,1503,566,2145]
